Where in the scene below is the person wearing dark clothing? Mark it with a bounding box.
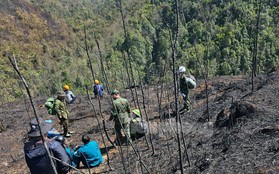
[24,117,71,174]
[177,66,196,113]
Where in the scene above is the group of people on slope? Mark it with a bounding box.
[24,79,105,173]
[107,65,196,146]
[52,79,104,138]
[24,117,104,174]
[63,79,104,104]
[24,65,196,173]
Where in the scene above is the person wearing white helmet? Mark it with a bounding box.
[178,66,186,73]
[177,66,196,113]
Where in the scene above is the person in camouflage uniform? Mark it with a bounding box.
[178,66,196,113]
[54,91,72,137]
[109,89,131,143]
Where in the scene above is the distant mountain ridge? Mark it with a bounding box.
[0,0,77,103]
[1,0,278,105]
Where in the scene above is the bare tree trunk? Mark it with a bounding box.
[86,86,113,171]
[139,77,155,155]
[8,55,58,174]
[95,34,151,174]
[116,0,150,150]
[172,0,184,172]
[252,0,261,92]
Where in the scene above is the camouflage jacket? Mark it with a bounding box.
[54,99,69,120]
[110,97,131,124]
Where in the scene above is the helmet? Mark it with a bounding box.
[63,85,69,91]
[94,79,99,84]
[57,91,66,97]
[178,66,186,73]
[110,89,119,95]
[132,109,141,117]
[55,135,65,144]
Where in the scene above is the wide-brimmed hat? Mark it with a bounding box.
[27,117,52,137]
[132,109,141,117]
[110,89,120,95]
[57,91,66,97]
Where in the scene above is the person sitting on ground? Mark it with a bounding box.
[71,134,103,168]
[63,85,76,104]
[93,79,104,98]
[24,117,71,174]
[130,109,148,139]
[55,135,74,166]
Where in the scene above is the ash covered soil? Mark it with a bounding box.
[1,70,279,174]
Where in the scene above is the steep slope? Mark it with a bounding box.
[0,0,77,103]
[1,70,279,173]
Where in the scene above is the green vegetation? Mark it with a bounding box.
[0,0,278,103]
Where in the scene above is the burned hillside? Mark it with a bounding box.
[1,70,279,174]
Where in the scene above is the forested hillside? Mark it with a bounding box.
[1,0,278,103]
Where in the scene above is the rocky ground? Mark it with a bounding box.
[1,70,279,174]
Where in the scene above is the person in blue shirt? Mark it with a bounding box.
[93,79,104,98]
[72,134,104,168]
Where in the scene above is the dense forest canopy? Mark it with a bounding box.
[0,0,278,103]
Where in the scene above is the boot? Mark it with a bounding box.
[68,131,75,134]
[65,133,71,137]
[179,104,189,114]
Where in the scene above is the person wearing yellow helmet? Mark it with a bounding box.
[63,85,70,91]
[93,80,104,98]
[63,85,76,104]
[94,79,99,85]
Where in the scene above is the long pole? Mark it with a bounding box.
[8,55,58,174]
[116,0,150,149]
[138,77,155,155]
[252,0,261,92]
[172,0,184,172]
[86,86,113,170]
[95,35,151,174]
[83,26,115,147]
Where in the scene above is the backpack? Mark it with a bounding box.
[44,97,57,115]
[186,75,197,90]
[130,119,148,135]
[93,85,98,93]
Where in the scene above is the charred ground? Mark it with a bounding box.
[1,70,279,174]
